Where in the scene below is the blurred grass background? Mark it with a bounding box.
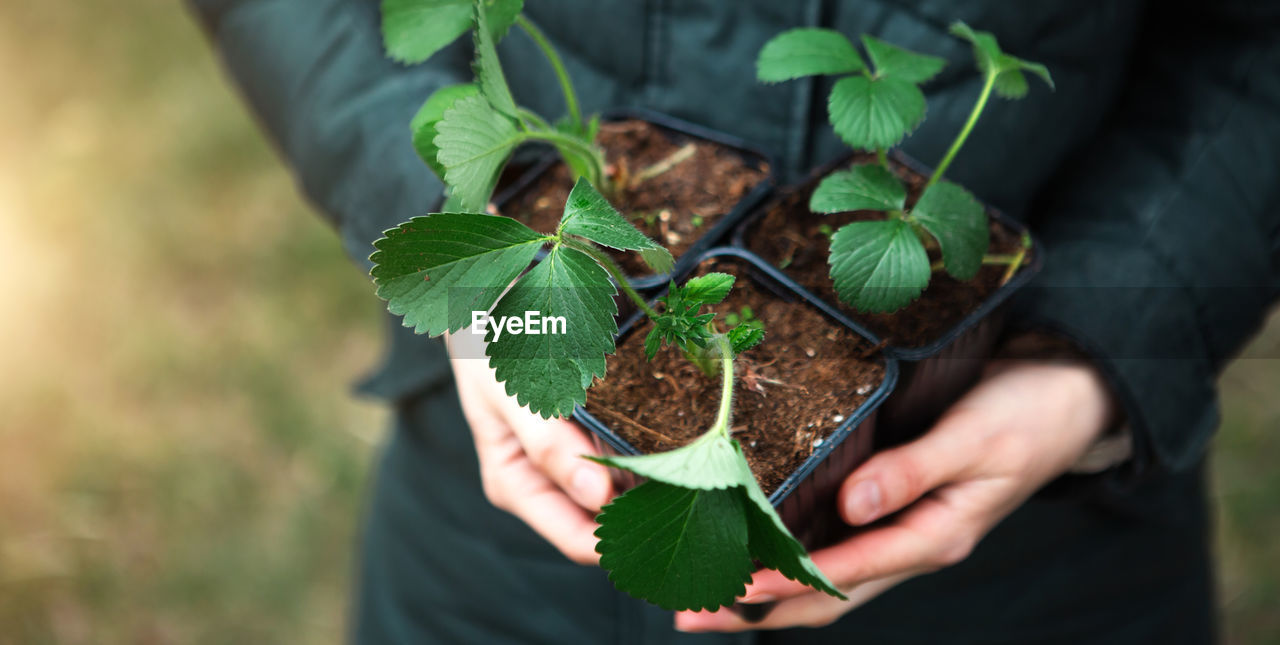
[0,1,1275,643]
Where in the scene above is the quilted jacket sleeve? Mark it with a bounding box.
[1013,0,1280,477]
[187,0,469,269]
[187,0,471,400]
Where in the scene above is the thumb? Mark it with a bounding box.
[838,407,984,526]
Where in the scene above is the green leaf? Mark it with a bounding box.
[741,483,845,599]
[439,191,467,212]
[828,219,930,312]
[586,114,601,141]
[948,21,1053,97]
[434,94,524,212]
[472,0,518,118]
[860,35,946,84]
[948,21,1001,74]
[1015,59,1054,91]
[381,0,523,65]
[370,213,547,336]
[910,181,988,281]
[991,55,1054,98]
[681,273,735,306]
[411,83,480,178]
[595,482,754,611]
[756,28,864,83]
[558,179,674,274]
[728,325,765,356]
[993,63,1029,99]
[595,432,844,606]
[557,144,600,185]
[480,0,523,40]
[592,431,751,491]
[486,244,618,418]
[828,76,926,151]
[643,328,663,361]
[810,163,906,214]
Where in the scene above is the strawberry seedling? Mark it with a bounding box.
[370,179,843,610]
[757,22,1052,313]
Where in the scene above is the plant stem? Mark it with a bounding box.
[876,148,889,168]
[999,237,1031,286]
[516,15,583,131]
[710,334,735,438]
[926,69,997,190]
[524,131,607,186]
[561,238,658,319]
[517,107,551,131]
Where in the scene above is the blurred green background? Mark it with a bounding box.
[0,2,1275,643]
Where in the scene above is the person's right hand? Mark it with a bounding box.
[447,333,613,565]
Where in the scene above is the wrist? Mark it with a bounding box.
[995,330,1130,473]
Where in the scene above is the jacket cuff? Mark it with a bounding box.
[1009,235,1220,478]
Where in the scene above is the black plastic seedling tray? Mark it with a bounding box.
[732,150,1042,446]
[494,108,777,290]
[572,247,898,543]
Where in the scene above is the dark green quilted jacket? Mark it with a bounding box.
[189,1,1280,642]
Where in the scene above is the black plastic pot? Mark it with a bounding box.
[732,151,1043,447]
[494,108,777,290]
[571,247,898,548]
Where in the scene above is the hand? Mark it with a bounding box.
[675,359,1116,631]
[447,333,613,565]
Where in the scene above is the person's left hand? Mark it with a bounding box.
[675,359,1116,632]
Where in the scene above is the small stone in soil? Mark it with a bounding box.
[832,414,845,423]
[805,348,816,357]
[813,437,824,448]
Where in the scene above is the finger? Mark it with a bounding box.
[677,574,909,632]
[742,496,975,601]
[469,417,603,564]
[838,404,986,526]
[502,478,604,565]
[497,394,614,512]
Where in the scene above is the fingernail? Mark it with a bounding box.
[739,592,775,604]
[572,466,607,505]
[845,480,882,525]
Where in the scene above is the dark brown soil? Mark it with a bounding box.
[743,154,1030,348]
[584,257,886,495]
[500,120,769,276]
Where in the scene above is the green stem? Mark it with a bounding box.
[516,15,583,131]
[999,237,1031,286]
[709,334,735,438]
[561,238,658,319]
[926,69,998,190]
[523,131,607,186]
[876,148,889,169]
[517,108,551,131]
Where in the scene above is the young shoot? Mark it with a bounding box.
[370,177,841,611]
[757,21,1052,313]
